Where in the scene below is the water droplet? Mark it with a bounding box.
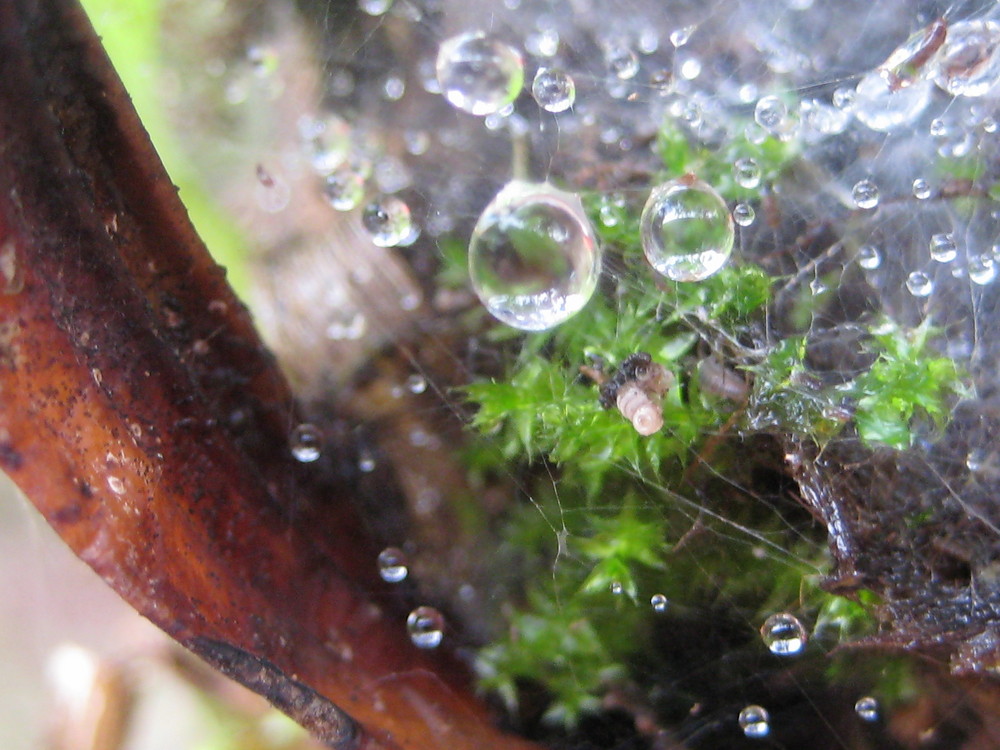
[599,192,626,227]
[754,95,789,136]
[853,71,932,132]
[669,25,695,48]
[832,86,856,111]
[299,113,351,174]
[358,449,376,473]
[985,116,998,133]
[855,695,880,722]
[906,270,934,297]
[738,705,771,739]
[436,32,524,116]
[469,180,601,331]
[362,196,412,247]
[406,606,445,648]
[969,254,998,285]
[733,203,755,227]
[531,67,575,112]
[800,98,850,136]
[650,593,669,613]
[912,178,932,200]
[930,117,948,137]
[733,158,762,189]
[929,233,957,263]
[678,56,702,81]
[358,0,394,15]
[377,547,408,583]
[605,43,639,80]
[609,581,624,595]
[857,245,882,270]
[967,449,985,472]
[641,176,734,282]
[760,612,807,656]
[382,74,406,101]
[525,28,560,57]
[931,20,1000,98]
[852,179,879,209]
[878,19,947,91]
[406,374,427,394]
[290,423,322,462]
[323,169,365,211]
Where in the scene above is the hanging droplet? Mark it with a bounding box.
[669,25,695,48]
[290,423,322,462]
[640,175,734,282]
[738,705,771,739]
[929,233,957,263]
[377,547,409,583]
[754,95,789,136]
[436,32,524,116]
[931,20,1000,98]
[650,593,669,613]
[906,270,934,296]
[857,245,882,270]
[362,196,413,247]
[969,254,998,285]
[531,67,576,112]
[605,43,639,80]
[852,179,880,209]
[854,696,880,722]
[468,180,601,331]
[733,157,762,189]
[323,169,365,211]
[853,71,932,132]
[760,612,808,656]
[912,178,931,200]
[406,606,445,648]
[733,203,755,227]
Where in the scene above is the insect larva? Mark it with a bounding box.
[616,382,664,436]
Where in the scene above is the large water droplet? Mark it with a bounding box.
[531,67,576,112]
[858,245,882,270]
[760,612,807,656]
[377,547,409,583]
[733,157,761,189]
[640,176,734,282]
[407,606,445,648]
[929,233,957,263]
[906,270,934,297]
[853,71,932,132]
[855,695,880,722]
[469,180,601,331]
[932,20,1000,97]
[436,32,524,116]
[362,196,412,247]
[650,593,669,613]
[290,423,323,462]
[738,705,771,739]
[852,179,880,209]
[323,169,365,211]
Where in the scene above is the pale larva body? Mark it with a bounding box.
[616,382,664,436]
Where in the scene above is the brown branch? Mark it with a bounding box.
[0,1,538,748]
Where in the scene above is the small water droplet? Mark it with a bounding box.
[853,71,932,132]
[641,176,734,282]
[678,56,702,81]
[358,0,394,15]
[738,705,770,739]
[650,593,669,613]
[290,423,323,462]
[377,547,409,582]
[525,28,560,57]
[358,449,376,473]
[299,113,351,174]
[967,449,985,472]
[906,270,934,297]
[969,254,998,285]
[608,581,624,595]
[832,87,856,111]
[733,157,762,189]
[406,374,427,394]
[930,118,948,137]
[382,74,406,101]
[469,180,601,331]
[733,203,755,227]
[761,612,807,656]
[754,95,789,135]
[855,695,880,722]
[407,606,445,648]
[929,232,957,263]
[931,20,1000,98]
[436,32,524,116]
[599,192,626,227]
[912,178,932,199]
[852,179,880,209]
[669,25,695,48]
[323,169,365,211]
[531,67,576,112]
[605,43,639,80]
[857,245,882,270]
[362,196,412,247]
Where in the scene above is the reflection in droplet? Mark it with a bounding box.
[640,176,734,282]
[436,32,524,116]
[855,695,880,722]
[733,158,762,189]
[733,203,755,227]
[912,178,931,200]
[377,547,409,583]
[852,179,879,209]
[407,606,445,648]
[760,612,807,656]
[531,68,576,112]
[290,423,323,462]
[650,593,669,613]
[323,169,365,211]
[929,233,957,263]
[738,705,771,739]
[362,196,413,247]
[469,180,601,331]
[754,95,789,135]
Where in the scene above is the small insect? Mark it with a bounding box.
[598,352,674,436]
[878,17,947,92]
